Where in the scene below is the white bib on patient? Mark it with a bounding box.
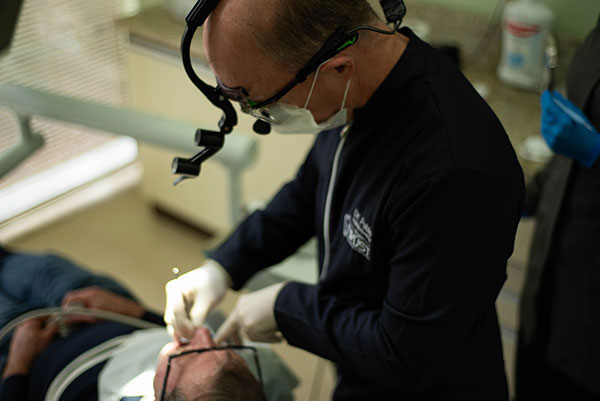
[98,328,168,401]
[97,326,298,401]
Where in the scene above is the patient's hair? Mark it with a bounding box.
[166,359,266,401]
[164,389,187,401]
[204,361,266,401]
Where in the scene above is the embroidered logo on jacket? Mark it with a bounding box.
[343,209,372,260]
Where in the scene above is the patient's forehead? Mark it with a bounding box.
[177,348,239,392]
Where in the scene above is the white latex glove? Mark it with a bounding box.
[215,282,286,344]
[164,260,232,342]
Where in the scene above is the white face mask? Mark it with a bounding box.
[270,62,352,135]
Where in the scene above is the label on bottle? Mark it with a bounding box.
[505,20,541,38]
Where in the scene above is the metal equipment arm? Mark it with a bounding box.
[0,83,257,225]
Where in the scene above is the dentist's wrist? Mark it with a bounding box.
[203,259,233,288]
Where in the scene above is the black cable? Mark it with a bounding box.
[350,20,401,37]
[181,24,237,133]
[181,25,215,99]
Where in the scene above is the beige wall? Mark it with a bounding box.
[413,0,600,39]
[141,0,599,39]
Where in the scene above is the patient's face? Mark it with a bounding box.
[153,327,245,397]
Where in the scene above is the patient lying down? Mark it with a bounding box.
[0,249,297,401]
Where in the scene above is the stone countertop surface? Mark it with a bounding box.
[119,3,583,179]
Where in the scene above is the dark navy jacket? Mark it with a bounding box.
[211,28,524,400]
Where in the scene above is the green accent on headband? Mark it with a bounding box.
[337,36,357,51]
[247,99,258,107]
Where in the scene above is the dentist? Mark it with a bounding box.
[164,0,525,399]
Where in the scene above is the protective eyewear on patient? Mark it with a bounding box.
[159,345,264,401]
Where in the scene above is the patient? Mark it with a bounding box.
[0,245,297,401]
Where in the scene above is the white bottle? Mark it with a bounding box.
[497,0,554,90]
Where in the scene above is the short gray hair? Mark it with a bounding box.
[167,358,265,401]
[254,0,378,69]
[204,361,266,401]
[164,388,187,401]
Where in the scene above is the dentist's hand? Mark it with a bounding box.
[215,282,286,345]
[164,260,232,342]
[541,90,600,167]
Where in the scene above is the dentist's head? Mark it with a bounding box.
[203,0,403,134]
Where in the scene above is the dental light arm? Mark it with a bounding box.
[0,112,44,179]
[0,82,257,224]
[172,0,241,182]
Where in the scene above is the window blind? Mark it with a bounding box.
[0,0,138,222]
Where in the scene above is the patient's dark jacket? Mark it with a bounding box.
[0,313,163,401]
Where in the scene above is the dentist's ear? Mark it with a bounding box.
[321,55,355,78]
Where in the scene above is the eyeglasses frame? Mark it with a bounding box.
[158,345,264,401]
